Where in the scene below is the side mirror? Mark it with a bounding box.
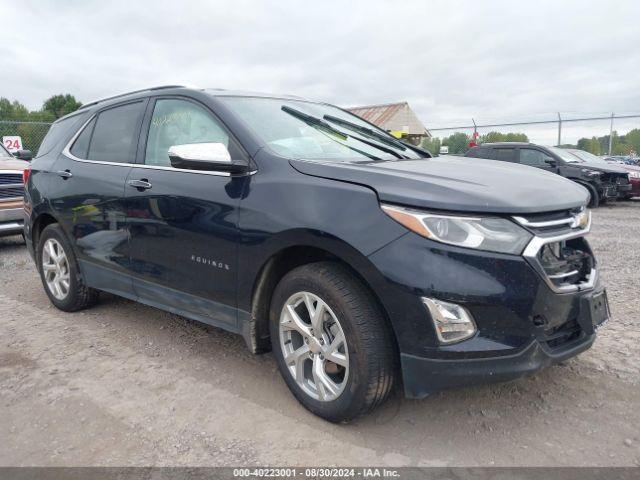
[13,149,33,161]
[545,158,557,167]
[168,143,248,173]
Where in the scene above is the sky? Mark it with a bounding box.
[1,0,639,144]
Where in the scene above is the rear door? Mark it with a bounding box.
[124,96,250,330]
[52,100,147,295]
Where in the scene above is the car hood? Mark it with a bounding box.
[290,156,589,214]
[0,157,29,171]
[571,162,629,174]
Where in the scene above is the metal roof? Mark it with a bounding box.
[346,102,429,136]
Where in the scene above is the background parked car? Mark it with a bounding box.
[465,142,630,207]
[0,142,29,238]
[564,149,634,200]
[603,155,639,166]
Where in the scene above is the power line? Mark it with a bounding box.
[428,113,640,132]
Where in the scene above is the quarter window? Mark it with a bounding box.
[145,99,230,167]
[520,148,554,167]
[37,114,84,158]
[85,102,144,163]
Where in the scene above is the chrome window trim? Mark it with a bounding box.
[521,220,596,294]
[62,114,255,177]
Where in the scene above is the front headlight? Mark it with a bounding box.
[381,204,533,255]
[629,171,640,179]
[581,169,602,176]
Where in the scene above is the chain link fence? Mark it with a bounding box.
[425,113,640,156]
[0,120,52,154]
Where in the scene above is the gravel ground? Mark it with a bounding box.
[0,201,639,467]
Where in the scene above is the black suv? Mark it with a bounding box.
[24,87,609,422]
[465,142,630,207]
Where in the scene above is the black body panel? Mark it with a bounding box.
[23,87,604,398]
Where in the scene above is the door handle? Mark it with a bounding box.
[57,170,73,179]
[127,179,152,190]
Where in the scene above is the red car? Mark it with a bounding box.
[604,159,640,199]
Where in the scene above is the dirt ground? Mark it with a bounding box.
[1,202,639,467]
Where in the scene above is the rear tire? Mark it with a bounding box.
[270,262,396,422]
[37,224,99,312]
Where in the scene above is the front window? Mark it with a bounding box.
[547,146,583,163]
[219,96,423,162]
[145,99,231,167]
[520,148,554,167]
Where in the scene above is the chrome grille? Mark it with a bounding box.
[0,173,22,185]
[515,208,596,293]
[536,237,594,290]
[0,186,23,199]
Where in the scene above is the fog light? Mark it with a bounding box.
[422,297,477,344]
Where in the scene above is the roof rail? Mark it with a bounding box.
[78,85,186,110]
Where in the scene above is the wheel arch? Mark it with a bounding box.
[31,211,61,250]
[243,238,399,357]
[570,179,600,206]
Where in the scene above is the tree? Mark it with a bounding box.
[441,132,470,154]
[421,137,441,156]
[0,98,30,120]
[621,128,640,155]
[577,137,601,155]
[480,131,529,143]
[42,94,82,119]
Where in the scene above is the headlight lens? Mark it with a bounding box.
[381,204,533,255]
[581,169,602,176]
[572,208,591,229]
[629,171,640,179]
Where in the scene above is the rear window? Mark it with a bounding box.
[86,102,144,163]
[36,114,85,158]
[492,148,516,162]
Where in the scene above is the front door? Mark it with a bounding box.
[125,97,249,329]
[51,100,147,295]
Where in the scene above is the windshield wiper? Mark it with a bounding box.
[323,114,411,155]
[281,106,404,160]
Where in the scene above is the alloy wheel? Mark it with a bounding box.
[278,291,349,402]
[42,238,71,300]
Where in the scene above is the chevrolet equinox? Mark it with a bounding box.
[24,86,609,422]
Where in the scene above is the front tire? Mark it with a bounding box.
[582,182,601,208]
[270,262,396,422]
[37,224,99,312]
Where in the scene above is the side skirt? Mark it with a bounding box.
[79,259,243,336]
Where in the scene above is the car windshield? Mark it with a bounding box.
[546,146,584,163]
[0,143,12,158]
[219,96,424,162]
[566,149,609,165]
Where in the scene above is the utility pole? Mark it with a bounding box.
[608,113,615,155]
[557,112,562,146]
